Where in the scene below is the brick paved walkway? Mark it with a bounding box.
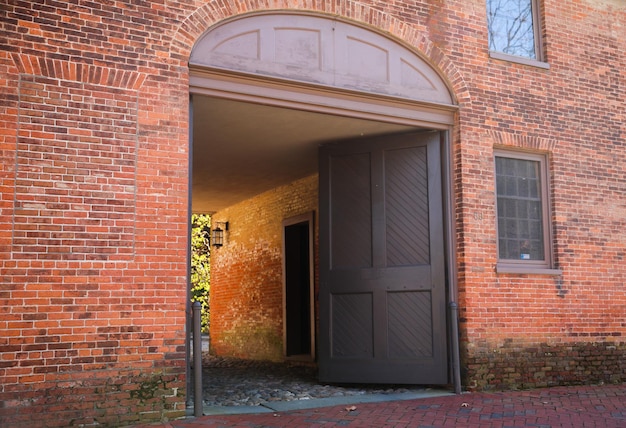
[136,383,626,427]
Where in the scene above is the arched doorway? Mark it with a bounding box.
[189,11,458,386]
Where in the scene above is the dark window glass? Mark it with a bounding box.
[495,156,544,261]
[487,0,537,59]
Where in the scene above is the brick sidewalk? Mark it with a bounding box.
[135,383,626,427]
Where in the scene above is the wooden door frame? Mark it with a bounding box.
[189,68,455,129]
[189,69,461,391]
[282,212,316,361]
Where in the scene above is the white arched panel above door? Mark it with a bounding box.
[190,13,453,106]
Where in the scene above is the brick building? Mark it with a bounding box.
[1,0,625,426]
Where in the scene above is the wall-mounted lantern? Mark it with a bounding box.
[211,221,229,247]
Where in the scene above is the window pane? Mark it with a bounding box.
[505,198,516,218]
[530,220,542,240]
[518,175,529,197]
[529,200,541,219]
[517,199,529,219]
[496,156,544,261]
[530,240,544,259]
[505,175,517,196]
[487,0,536,59]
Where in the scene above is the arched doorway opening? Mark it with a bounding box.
[188,10,459,394]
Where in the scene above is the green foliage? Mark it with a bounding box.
[191,213,211,333]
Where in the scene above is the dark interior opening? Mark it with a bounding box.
[284,221,311,357]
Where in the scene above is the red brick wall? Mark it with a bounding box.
[449,0,626,389]
[1,1,191,426]
[1,0,625,425]
[210,175,318,361]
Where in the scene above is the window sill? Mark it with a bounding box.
[489,51,550,70]
[496,264,562,275]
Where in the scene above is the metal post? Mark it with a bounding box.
[186,94,194,410]
[192,301,203,417]
[442,131,462,395]
[449,301,462,394]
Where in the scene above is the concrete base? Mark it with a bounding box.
[202,388,454,415]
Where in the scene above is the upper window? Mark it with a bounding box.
[487,0,542,61]
[494,150,557,273]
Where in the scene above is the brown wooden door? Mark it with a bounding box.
[318,131,448,384]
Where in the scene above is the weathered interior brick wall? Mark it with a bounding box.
[210,175,318,361]
[1,0,625,425]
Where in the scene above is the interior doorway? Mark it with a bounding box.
[282,212,315,360]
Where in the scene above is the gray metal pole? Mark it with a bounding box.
[449,301,462,394]
[192,301,203,417]
[186,94,194,410]
[442,131,462,395]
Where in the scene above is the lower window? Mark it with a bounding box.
[494,149,555,272]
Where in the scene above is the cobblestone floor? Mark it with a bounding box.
[199,355,440,407]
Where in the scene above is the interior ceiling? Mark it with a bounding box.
[192,95,417,213]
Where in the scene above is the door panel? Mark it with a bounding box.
[385,146,431,266]
[319,131,447,385]
[329,152,372,269]
[388,291,432,358]
[331,293,373,357]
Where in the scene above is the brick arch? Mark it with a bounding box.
[10,53,146,90]
[489,130,558,151]
[170,1,469,105]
